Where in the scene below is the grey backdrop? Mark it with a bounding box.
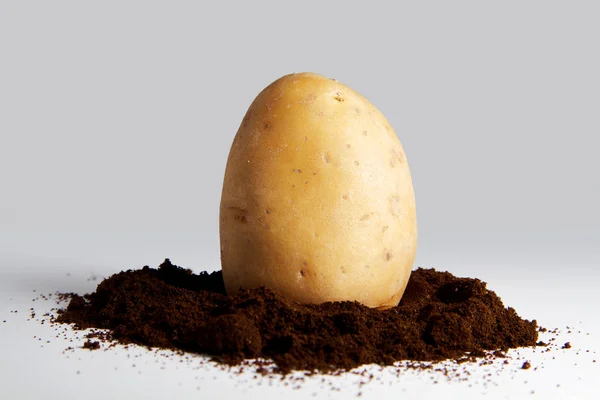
[1,1,598,283]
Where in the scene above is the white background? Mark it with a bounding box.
[1,1,599,399]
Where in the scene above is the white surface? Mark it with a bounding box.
[1,261,599,400]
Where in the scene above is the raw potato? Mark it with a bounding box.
[219,72,417,308]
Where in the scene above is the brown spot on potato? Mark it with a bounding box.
[299,262,308,278]
[397,150,405,163]
[360,213,374,221]
[228,206,248,224]
[382,225,389,233]
[235,215,247,224]
[342,194,348,200]
[334,92,344,102]
[354,161,359,166]
[390,149,405,168]
[346,144,351,148]
[264,122,271,130]
[362,130,368,136]
[323,152,331,163]
[292,168,303,173]
[340,266,347,274]
[304,136,308,141]
[266,209,271,214]
[389,195,401,217]
[385,253,392,261]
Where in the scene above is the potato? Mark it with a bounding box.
[219,72,417,308]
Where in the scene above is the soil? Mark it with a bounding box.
[56,259,538,374]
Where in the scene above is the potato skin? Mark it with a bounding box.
[220,72,417,308]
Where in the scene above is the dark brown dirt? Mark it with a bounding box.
[56,259,538,374]
[83,339,100,350]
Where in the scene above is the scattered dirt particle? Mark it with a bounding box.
[83,340,100,350]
